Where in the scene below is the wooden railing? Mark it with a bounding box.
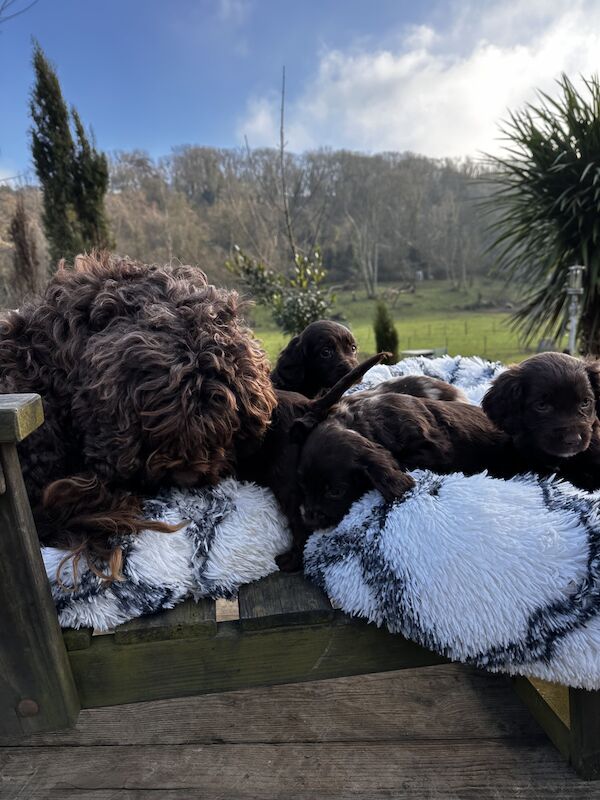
[0,395,79,738]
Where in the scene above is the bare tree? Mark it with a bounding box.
[0,0,39,25]
[279,66,297,263]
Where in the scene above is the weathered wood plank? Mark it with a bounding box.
[9,666,541,748]
[569,687,600,780]
[512,676,571,761]
[529,678,570,728]
[0,443,79,738]
[62,628,93,652]
[0,740,594,800]
[67,617,444,708]
[0,393,44,442]
[114,598,217,645]
[238,572,333,630]
[215,597,239,621]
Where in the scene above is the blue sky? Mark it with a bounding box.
[2,0,600,180]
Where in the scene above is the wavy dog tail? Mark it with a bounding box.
[39,474,184,585]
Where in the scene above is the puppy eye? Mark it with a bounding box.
[326,486,345,498]
[534,400,550,412]
[581,398,593,409]
[321,348,333,359]
[351,344,357,352]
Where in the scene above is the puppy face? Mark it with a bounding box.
[272,320,359,397]
[482,353,597,460]
[297,421,413,530]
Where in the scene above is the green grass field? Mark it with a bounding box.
[248,279,565,365]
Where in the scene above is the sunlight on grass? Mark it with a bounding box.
[247,279,565,365]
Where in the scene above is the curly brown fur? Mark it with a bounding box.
[293,393,526,531]
[271,320,358,397]
[482,352,600,490]
[0,252,276,576]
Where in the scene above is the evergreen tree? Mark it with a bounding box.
[71,108,114,250]
[30,42,113,265]
[30,41,82,264]
[373,301,399,363]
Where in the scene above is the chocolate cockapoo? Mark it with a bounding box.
[0,253,276,578]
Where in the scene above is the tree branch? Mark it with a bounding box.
[279,66,297,264]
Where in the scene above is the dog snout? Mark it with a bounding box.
[550,425,590,455]
[301,505,330,530]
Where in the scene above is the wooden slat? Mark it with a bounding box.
[12,666,541,748]
[512,676,571,761]
[0,443,79,738]
[239,572,334,630]
[68,617,444,708]
[569,687,600,779]
[62,628,93,652]
[215,597,239,621]
[0,740,593,800]
[529,677,570,728]
[113,598,217,645]
[0,394,44,442]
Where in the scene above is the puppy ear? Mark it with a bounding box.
[271,335,304,392]
[481,366,523,434]
[289,413,319,445]
[586,360,600,416]
[356,436,415,501]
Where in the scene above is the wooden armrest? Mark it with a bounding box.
[0,394,44,443]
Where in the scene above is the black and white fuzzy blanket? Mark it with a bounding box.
[42,356,600,689]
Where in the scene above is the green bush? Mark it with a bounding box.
[373,301,399,363]
[226,246,334,335]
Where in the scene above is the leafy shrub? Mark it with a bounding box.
[227,246,334,335]
[373,301,399,363]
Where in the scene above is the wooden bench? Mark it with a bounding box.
[1,394,599,779]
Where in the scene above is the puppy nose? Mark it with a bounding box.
[564,433,583,445]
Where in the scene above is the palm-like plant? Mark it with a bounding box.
[484,74,600,354]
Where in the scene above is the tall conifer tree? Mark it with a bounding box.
[30,42,112,264]
[30,41,82,263]
[71,108,113,250]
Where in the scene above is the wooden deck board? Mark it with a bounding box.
[0,665,593,799]
[1,740,595,800]
[4,666,539,748]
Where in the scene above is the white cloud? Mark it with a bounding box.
[237,0,600,158]
[217,0,251,26]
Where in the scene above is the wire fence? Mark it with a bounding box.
[359,320,567,363]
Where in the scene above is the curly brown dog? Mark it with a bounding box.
[0,253,276,577]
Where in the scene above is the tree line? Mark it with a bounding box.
[1,145,494,296]
[108,145,494,293]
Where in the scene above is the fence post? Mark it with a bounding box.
[0,395,80,739]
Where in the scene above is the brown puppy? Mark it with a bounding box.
[481,352,600,490]
[238,353,388,571]
[293,393,524,531]
[271,320,358,397]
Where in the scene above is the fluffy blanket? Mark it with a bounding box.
[42,356,600,689]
